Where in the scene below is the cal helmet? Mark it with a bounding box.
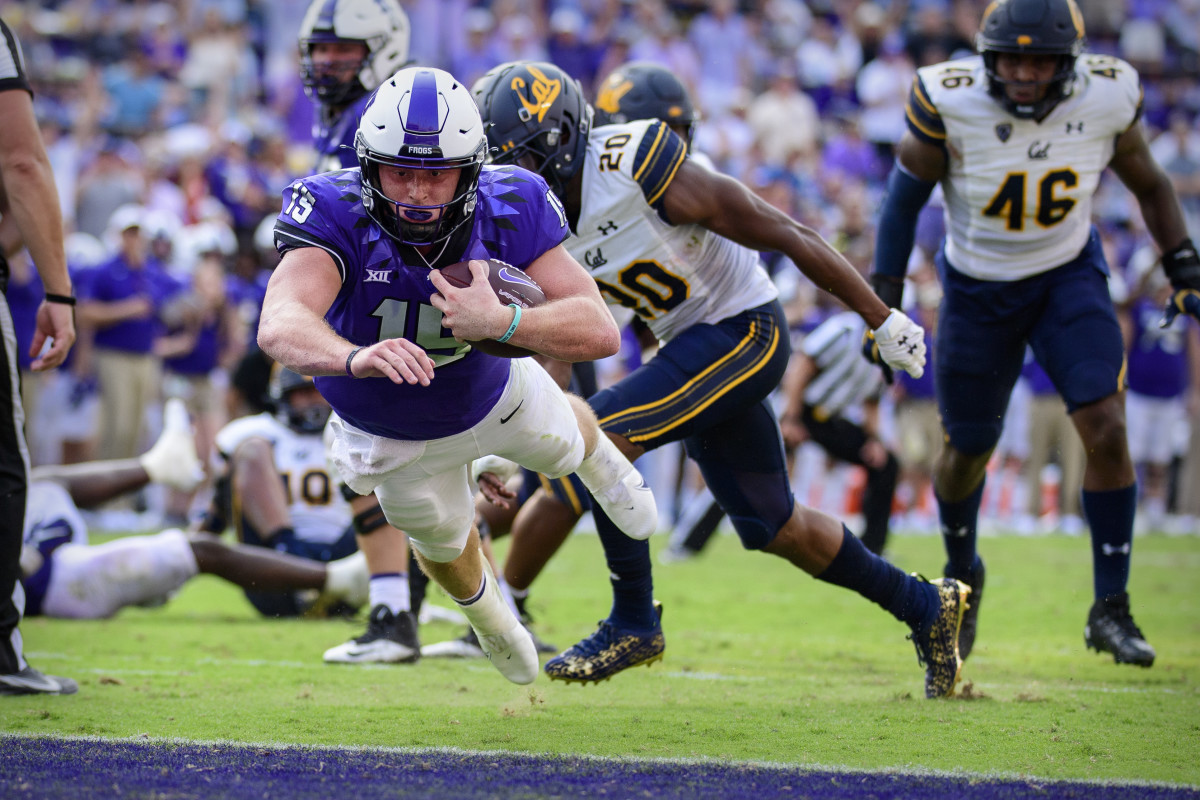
[471,61,592,200]
[299,0,411,108]
[269,364,331,434]
[355,67,488,247]
[977,0,1086,119]
[594,62,697,146]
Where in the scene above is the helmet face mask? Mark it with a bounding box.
[594,62,696,146]
[270,366,332,435]
[356,67,487,247]
[299,0,411,108]
[976,0,1085,119]
[471,61,592,200]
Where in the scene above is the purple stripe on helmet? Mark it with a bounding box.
[316,0,339,29]
[403,70,442,146]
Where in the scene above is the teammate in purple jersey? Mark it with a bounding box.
[258,67,657,685]
[299,0,412,172]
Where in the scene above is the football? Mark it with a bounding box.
[436,259,547,358]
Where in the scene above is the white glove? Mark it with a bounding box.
[872,309,926,379]
[470,454,521,485]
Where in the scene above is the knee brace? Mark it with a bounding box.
[352,503,389,535]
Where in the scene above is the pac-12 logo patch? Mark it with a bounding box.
[995,123,1012,142]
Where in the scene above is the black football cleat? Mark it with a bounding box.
[945,558,985,661]
[323,605,420,664]
[1084,593,1155,667]
[909,576,969,698]
[545,602,664,684]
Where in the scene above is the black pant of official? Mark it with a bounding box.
[800,404,899,556]
[0,262,30,673]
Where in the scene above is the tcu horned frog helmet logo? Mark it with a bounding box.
[509,65,562,123]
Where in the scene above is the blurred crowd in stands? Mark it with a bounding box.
[3,0,1197,535]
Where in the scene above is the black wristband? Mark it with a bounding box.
[869,274,905,310]
[345,346,364,377]
[44,293,77,306]
[1162,238,1200,290]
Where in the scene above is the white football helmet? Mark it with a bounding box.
[355,67,487,247]
[299,0,411,108]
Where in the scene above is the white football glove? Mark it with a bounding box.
[872,309,926,379]
[470,454,521,486]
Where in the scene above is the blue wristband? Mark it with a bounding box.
[496,304,522,343]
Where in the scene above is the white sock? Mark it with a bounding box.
[368,573,410,614]
[495,575,520,618]
[454,572,487,605]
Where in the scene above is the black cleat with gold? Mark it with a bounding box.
[544,603,664,684]
[909,576,970,698]
[946,558,985,661]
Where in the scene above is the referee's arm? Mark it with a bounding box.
[0,22,75,370]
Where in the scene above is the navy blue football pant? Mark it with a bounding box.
[935,228,1125,456]
[590,301,795,550]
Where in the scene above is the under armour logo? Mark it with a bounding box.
[585,248,608,269]
[1066,121,1084,134]
[941,524,971,538]
[597,220,618,235]
[1101,543,1131,556]
[365,269,393,283]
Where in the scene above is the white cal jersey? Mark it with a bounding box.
[569,119,778,343]
[908,54,1142,280]
[215,413,349,545]
[24,481,89,551]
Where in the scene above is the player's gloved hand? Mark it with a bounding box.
[860,329,895,384]
[1161,289,1200,328]
[1160,238,1200,327]
[872,309,926,379]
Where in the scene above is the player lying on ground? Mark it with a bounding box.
[20,399,367,620]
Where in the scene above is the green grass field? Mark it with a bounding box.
[3,531,1198,786]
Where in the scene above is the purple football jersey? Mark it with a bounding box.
[273,164,569,440]
[1127,297,1189,399]
[312,94,373,172]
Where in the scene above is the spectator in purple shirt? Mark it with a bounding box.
[77,205,183,461]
